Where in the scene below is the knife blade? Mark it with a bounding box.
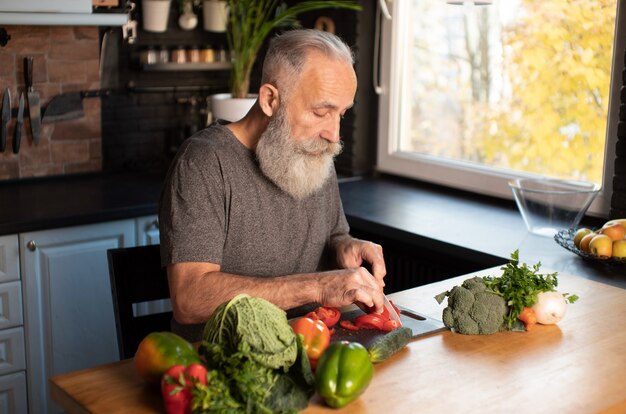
[13,93,24,154]
[1,87,10,152]
[383,294,403,326]
[42,89,112,124]
[24,57,41,145]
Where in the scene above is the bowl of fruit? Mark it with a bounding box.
[554,218,626,265]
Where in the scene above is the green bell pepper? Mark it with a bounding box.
[315,341,374,408]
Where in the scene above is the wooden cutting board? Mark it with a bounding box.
[331,305,446,348]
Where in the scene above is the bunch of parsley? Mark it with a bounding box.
[484,250,579,328]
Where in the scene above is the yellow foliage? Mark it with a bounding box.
[472,0,616,184]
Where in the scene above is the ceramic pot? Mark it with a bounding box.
[203,0,228,32]
[210,93,257,122]
[142,0,172,33]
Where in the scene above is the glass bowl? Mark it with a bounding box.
[508,178,600,237]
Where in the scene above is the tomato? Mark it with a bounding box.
[184,363,207,385]
[307,306,341,328]
[389,300,401,317]
[316,306,341,328]
[382,319,401,332]
[339,320,360,331]
[368,305,390,320]
[354,314,385,330]
[160,362,208,414]
[291,317,331,364]
[161,365,192,414]
[305,311,319,321]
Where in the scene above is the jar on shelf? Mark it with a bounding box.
[187,46,200,63]
[139,46,157,65]
[200,45,215,63]
[171,45,187,63]
[157,46,170,63]
[216,45,228,63]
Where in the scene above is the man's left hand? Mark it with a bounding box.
[334,237,386,287]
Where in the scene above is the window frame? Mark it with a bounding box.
[375,0,625,217]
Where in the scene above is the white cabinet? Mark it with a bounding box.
[0,0,128,25]
[0,235,27,414]
[135,215,160,246]
[0,371,28,414]
[21,220,136,414]
[0,0,91,13]
[0,234,19,283]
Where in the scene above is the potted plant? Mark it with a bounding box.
[211,0,361,122]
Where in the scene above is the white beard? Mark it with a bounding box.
[255,107,343,199]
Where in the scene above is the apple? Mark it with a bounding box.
[573,228,593,248]
[589,234,613,258]
[613,240,626,259]
[579,232,596,253]
[599,223,626,242]
[602,218,626,229]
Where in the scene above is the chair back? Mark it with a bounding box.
[107,244,172,359]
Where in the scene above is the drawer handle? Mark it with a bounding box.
[26,240,36,251]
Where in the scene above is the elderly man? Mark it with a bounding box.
[159,29,386,341]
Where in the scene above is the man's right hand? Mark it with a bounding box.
[316,267,385,313]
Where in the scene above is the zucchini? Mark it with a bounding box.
[367,327,412,363]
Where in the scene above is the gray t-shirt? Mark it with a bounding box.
[159,123,350,340]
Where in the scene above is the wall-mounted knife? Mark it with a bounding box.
[13,93,24,154]
[24,57,41,145]
[1,87,10,152]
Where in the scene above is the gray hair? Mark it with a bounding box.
[261,29,355,99]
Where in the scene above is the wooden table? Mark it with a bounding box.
[50,267,626,414]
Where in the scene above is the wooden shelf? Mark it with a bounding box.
[142,62,231,72]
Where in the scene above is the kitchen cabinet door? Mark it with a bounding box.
[0,234,19,283]
[20,220,136,414]
[0,371,28,414]
[135,215,160,246]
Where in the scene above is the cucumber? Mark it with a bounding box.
[367,327,412,363]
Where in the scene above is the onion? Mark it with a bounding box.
[531,291,568,325]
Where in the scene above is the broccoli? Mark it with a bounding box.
[434,277,508,335]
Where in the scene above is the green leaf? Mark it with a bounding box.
[484,250,565,328]
[225,0,362,98]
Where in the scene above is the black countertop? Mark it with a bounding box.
[1,172,624,289]
[0,172,165,235]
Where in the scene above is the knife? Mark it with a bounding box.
[42,89,113,124]
[24,57,41,145]
[13,93,24,154]
[383,294,403,326]
[1,88,10,152]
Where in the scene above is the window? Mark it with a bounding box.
[376,0,624,216]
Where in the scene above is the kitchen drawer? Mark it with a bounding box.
[0,327,25,376]
[0,281,22,330]
[0,235,19,283]
[0,371,27,414]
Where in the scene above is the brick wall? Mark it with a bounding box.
[0,26,102,180]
